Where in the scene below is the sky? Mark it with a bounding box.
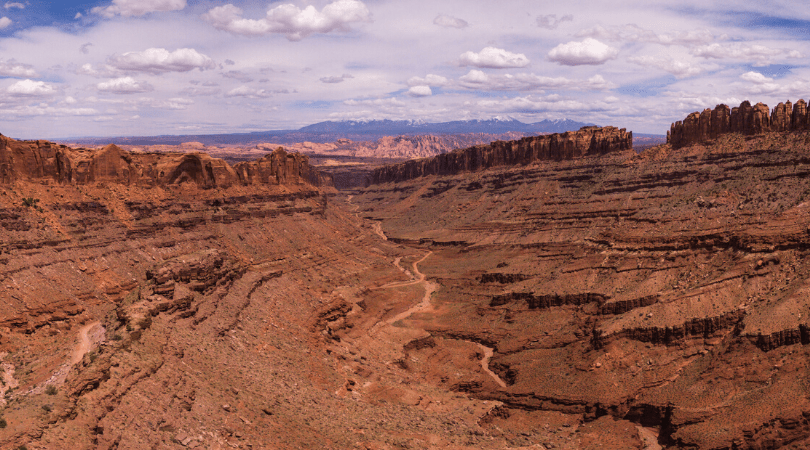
[0,0,809,138]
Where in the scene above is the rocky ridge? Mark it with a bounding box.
[668,99,810,148]
[0,135,331,188]
[368,126,632,185]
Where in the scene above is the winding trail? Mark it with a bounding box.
[347,193,508,389]
[71,322,103,365]
[21,321,105,396]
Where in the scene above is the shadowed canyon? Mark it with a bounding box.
[1,100,810,449]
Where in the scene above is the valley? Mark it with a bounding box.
[0,104,809,449]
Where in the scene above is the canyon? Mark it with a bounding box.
[0,111,808,450]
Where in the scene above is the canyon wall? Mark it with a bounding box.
[668,99,810,148]
[0,135,331,188]
[368,126,632,185]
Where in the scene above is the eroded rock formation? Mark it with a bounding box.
[669,99,810,148]
[0,135,331,188]
[368,126,632,184]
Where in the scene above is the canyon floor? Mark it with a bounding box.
[1,130,810,449]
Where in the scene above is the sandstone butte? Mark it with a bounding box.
[668,99,810,148]
[0,110,809,450]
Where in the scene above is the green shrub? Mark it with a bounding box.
[21,197,39,208]
[0,417,7,428]
[45,385,57,396]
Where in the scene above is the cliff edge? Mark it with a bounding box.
[0,135,332,188]
[668,99,810,148]
[367,126,632,185]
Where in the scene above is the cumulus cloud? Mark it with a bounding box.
[628,56,706,78]
[458,70,613,91]
[407,74,449,87]
[547,38,617,66]
[7,79,55,96]
[107,48,215,73]
[202,0,371,41]
[226,86,272,98]
[0,16,11,28]
[77,63,121,78]
[0,60,38,78]
[320,74,354,83]
[97,77,154,94]
[433,14,467,29]
[407,85,432,97]
[691,43,802,66]
[4,2,23,9]
[459,47,530,69]
[536,14,572,30]
[92,0,186,18]
[577,24,717,47]
[734,71,810,97]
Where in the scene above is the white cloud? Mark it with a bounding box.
[0,16,11,29]
[577,24,717,47]
[407,85,432,97]
[80,43,93,54]
[7,79,56,96]
[628,56,706,78]
[92,0,186,18]
[691,43,801,66]
[547,38,618,66]
[0,60,38,78]
[407,74,449,87]
[320,74,354,83]
[458,70,613,91]
[4,2,23,9]
[107,48,215,73]
[226,86,272,98]
[97,77,154,94]
[459,47,530,69]
[433,14,467,29]
[740,71,773,84]
[202,0,371,41]
[536,14,572,30]
[77,63,121,78]
[475,95,611,115]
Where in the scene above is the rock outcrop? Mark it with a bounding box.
[668,99,810,148]
[0,135,331,188]
[368,126,632,185]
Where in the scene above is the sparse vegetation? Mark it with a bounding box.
[112,333,123,341]
[21,197,39,208]
[0,417,7,428]
[45,385,57,396]
[41,404,51,412]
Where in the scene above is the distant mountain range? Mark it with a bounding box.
[65,118,599,146]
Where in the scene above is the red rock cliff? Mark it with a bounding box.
[668,99,810,148]
[0,136,331,188]
[368,126,632,185]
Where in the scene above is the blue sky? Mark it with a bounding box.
[0,0,809,138]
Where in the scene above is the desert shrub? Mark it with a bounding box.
[45,385,57,395]
[0,417,7,428]
[21,197,39,207]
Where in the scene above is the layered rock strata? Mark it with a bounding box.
[352,130,810,449]
[368,126,632,184]
[0,135,331,187]
[668,99,810,148]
